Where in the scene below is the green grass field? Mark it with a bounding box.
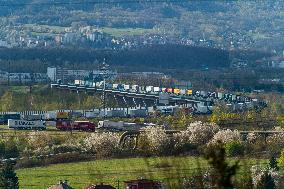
[17,156,268,189]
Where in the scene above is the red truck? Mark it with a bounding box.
[56,120,96,131]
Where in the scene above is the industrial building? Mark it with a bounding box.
[47,67,117,83]
[0,70,48,84]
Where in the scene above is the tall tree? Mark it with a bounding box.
[0,161,19,189]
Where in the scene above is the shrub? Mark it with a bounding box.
[225,141,244,157]
[266,127,284,154]
[251,165,278,189]
[277,148,284,168]
[210,129,240,144]
[84,132,121,158]
[187,121,220,146]
[138,126,173,155]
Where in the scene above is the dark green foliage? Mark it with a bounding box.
[0,161,19,189]
[0,45,230,73]
[268,156,279,171]
[204,141,239,189]
[225,141,244,157]
[0,140,19,159]
[255,172,276,189]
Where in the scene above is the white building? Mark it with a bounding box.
[47,67,117,83]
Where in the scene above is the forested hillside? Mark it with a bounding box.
[0,45,230,72]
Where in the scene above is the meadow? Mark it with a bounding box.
[16,156,268,189]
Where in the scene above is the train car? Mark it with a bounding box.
[0,114,21,125]
[56,120,72,130]
[72,121,96,131]
[8,119,46,130]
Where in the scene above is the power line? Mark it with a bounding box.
[0,0,191,7]
[0,0,192,7]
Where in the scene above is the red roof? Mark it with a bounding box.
[84,184,116,189]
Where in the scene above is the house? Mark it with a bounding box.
[124,179,162,189]
[84,184,116,189]
[48,180,74,189]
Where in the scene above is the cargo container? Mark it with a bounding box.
[153,87,160,93]
[112,84,118,89]
[217,92,223,99]
[124,85,130,90]
[22,114,43,121]
[131,85,139,92]
[98,120,149,131]
[139,86,146,93]
[187,89,193,95]
[98,120,124,129]
[8,119,46,130]
[129,109,148,117]
[146,86,154,93]
[106,110,125,117]
[44,112,57,120]
[74,80,81,85]
[180,89,186,95]
[166,88,173,93]
[85,110,100,118]
[56,112,70,120]
[173,88,181,94]
[0,114,21,125]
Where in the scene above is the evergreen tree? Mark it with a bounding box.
[269,156,279,171]
[0,161,19,189]
[204,141,239,189]
[255,172,276,189]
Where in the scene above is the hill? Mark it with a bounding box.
[0,45,230,72]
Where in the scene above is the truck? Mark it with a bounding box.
[105,110,125,117]
[56,112,70,120]
[72,121,96,131]
[8,119,46,130]
[56,120,96,131]
[0,114,21,125]
[98,120,150,131]
[22,114,43,121]
[129,109,148,117]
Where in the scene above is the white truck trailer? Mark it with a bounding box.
[8,119,46,130]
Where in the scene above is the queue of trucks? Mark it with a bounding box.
[0,111,154,131]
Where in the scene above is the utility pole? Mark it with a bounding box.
[8,61,10,86]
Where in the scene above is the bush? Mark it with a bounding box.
[277,149,284,168]
[84,132,121,158]
[210,129,240,144]
[225,141,244,157]
[138,126,173,156]
[187,121,220,146]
